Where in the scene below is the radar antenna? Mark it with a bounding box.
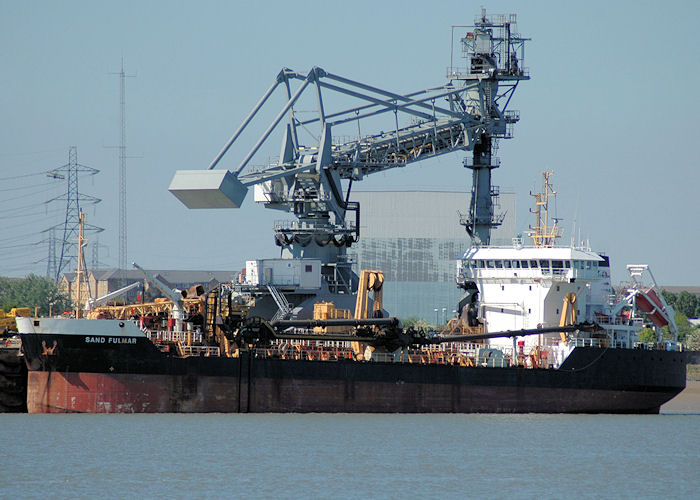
[529,171,562,248]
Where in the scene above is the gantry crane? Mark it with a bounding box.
[170,10,529,294]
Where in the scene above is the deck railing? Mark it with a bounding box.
[247,340,538,368]
[146,330,203,344]
[144,329,680,366]
[181,346,220,357]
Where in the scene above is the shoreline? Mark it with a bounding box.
[661,379,700,413]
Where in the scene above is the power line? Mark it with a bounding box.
[0,170,50,181]
[2,207,64,221]
[0,200,55,214]
[0,184,64,204]
[0,228,57,244]
[0,250,46,263]
[0,180,60,193]
[0,241,43,250]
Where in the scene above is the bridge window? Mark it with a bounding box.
[520,260,529,268]
[552,260,564,269]
[539,260,550,269]
[504,260,512,269]
[495,260,503,269]
[477,260,485,268]
[487,260,495,268]
[565,260,571,268]
[530,260,538,268]
[512,260,520,268]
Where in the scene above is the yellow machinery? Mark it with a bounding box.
[354,270,384,319]
[0,307,32,333]
[313,302,352,334]
[351,270,384,359]
[559,292,577,341]
[87,298,205,320]
[203,288,250,357]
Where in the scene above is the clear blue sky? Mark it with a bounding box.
[1,0,699,286]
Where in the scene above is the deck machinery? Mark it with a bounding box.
[169,11,529,302]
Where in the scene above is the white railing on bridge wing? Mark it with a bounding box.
[146,330,203,344]
[568,338,609,348]
[181,346,220,357]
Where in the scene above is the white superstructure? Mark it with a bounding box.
[16,317,146,337]
[457,172,644,353]
[245,259,322,289]
[457,243,640,350]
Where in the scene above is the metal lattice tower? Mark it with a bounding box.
[113,60,136,276]
[118,61,128,272]
[91,238,99,270]
[47,147,103,282]
[90,237,109,270]
[46,227,57,279]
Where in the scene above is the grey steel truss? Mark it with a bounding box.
[170,10,529,291]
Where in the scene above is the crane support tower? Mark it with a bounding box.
[452,10,530,245]
[169,10,528,292]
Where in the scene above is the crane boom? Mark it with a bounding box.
[85,281,140,313]
[132,262,185,332]
[169,10,529,292]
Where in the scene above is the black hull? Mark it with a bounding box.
[21,333,687,414]
[0,348,28,413]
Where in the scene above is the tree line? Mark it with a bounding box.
[661,290,700,319]
[0,275,72,317]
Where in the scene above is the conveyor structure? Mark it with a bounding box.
[170,10,529,293]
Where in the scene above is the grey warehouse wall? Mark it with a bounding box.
[348,190,515,322]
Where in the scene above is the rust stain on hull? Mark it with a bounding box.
[27,370,674,414]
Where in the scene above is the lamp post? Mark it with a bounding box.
[442,307,447,325]
[434,308,438,327]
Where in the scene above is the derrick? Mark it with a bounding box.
[169,10,529,291]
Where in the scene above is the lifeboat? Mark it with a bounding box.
[636,288,669,328]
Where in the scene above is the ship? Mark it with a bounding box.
[14,13,690,414]
[15,313,687,414]
[16,170,689,414]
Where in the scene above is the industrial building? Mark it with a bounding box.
[348,190,516,323]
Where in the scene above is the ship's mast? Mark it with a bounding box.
[75,211,88,318]
[528,171,561,248]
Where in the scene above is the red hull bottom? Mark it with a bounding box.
[27,371,671,414]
